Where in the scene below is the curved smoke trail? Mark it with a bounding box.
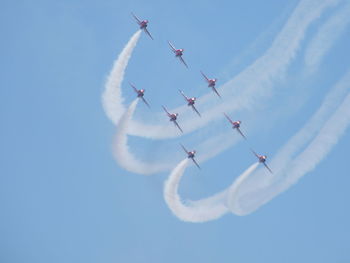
[164,70,350,221]
[164,89,350,221]
[227,91,350,216]
[104,0,350,221]
[304,1,350,72]
[226,71,350,215]
[113,98,173,175]
[164,159,229,223]
[226,163,260,215]
[106,0,349,176]
[113,113,243,175]
[102,30,141,125]
[103,0,341,139]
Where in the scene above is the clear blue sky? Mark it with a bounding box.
[1,0,350,262]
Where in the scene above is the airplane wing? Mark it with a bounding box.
[141,97,150,108]
[129,82,138,93]
[236,128,247,140]
[250,148,259,159]
[168,41,176,52]
[179,90,188,101]
[224,113,233,124]
[173,120,183,133]
[192,158,201,169]
[131,12,142,25]
[180,144,188,154]
[212,87,221,98]
[143,28,153,40]
[162,105,171,116]
[179,56,188,68]
[263,163,273,174]
[200,71,209,82]
[191,105,201,117]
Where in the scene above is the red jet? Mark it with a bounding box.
[131,13,153,40]
[224,113,246,139]
[168,41,188,68]
[162,106,183,133]
[179,90,201,117]
[181,144,200,169]
[200,71,221,98]
[251,149,273,174]
[130,83,150,108]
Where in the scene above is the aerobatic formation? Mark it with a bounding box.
[103,2,350,223]
[131,13,270,171]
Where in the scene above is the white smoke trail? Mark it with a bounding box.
[102,0,344,141]
[112,99,173,175]
[226,163,260,216]
[226,86,350,215]
[122,0,341,139]
[304,1,350,72]
[223,70,349,215]
[164,160,258,223]
[165,71,350,220]
[272,69,350,167]
[284,92,350,183]
[186,163,259,214]
[105,0,350,220]
[102,30,141,125]
[114,66,349,176]
[104,0,349,176]
[166,90,350,219]
[113,112,241,175]
[164,159,229,223]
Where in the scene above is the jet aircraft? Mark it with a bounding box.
[162,106,183,133]
[179,90,201,117]
[130,83,150,108]
[224,113,246,139]
[131,12,153,40]
[180,144,200,169]
[200,71,221,98]
[251,149,273,174]
[168,41,188,68]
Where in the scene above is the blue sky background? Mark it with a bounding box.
[1,0,350,262]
